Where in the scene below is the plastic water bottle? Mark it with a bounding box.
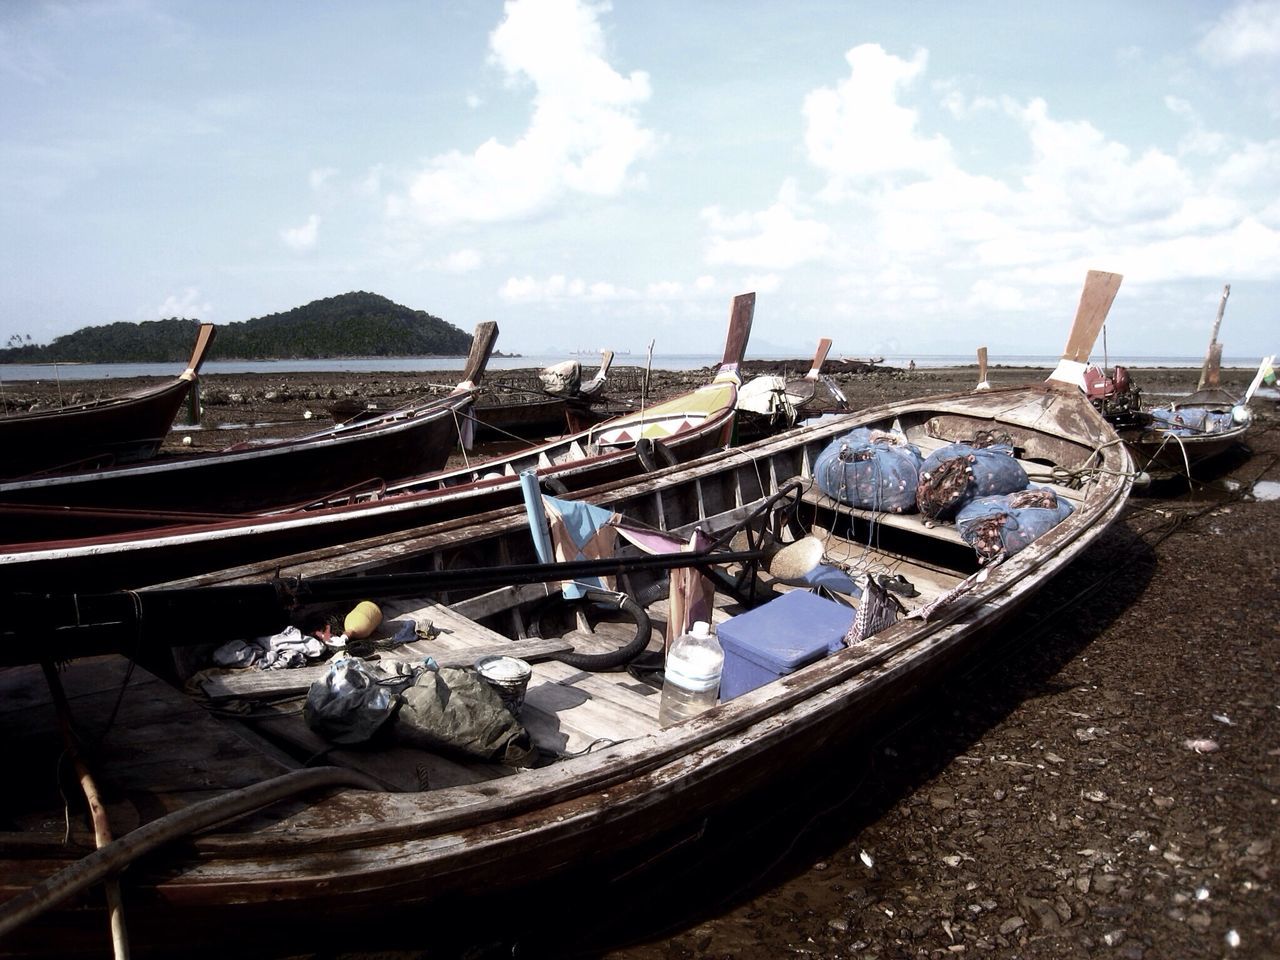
[658,621,723,728]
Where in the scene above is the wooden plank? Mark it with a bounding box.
[1,657,292,829]
[386,599,669,752]
[799,484,970,546]
[193,636,574,703]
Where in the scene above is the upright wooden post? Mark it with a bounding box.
[185,379,201,425]
[1197,284,1230,390]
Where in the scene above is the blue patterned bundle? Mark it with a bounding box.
[1150,407,1236,436]
[814,428,923,514]
[916,443,1029,523]
[955,487,1074,561]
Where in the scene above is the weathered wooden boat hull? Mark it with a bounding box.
[0,323,498,527]
[0,296,753,592]
[0,324,215,479]
[1119,388,1250,480]
[0,274,1136,956]
[0,378,1133,957]
[0,403,735,591]
[0,399,470,516]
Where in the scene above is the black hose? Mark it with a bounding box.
[529,587,652,670]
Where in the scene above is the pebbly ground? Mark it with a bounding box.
[5,364,1277,959]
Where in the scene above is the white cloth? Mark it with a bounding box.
[212,625,326,670]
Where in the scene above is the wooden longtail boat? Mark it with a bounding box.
[0,273,1135,958]
[0,323,498,523]
[1084,285,1268,481]
[0,296,753,591]
[1116,381,1254,480]
[735,337,847,442]
[472,350,621,442]
[0,324,216,479]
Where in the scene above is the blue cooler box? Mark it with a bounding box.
[718,590,854,700]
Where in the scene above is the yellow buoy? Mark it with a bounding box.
[343,601,382,640]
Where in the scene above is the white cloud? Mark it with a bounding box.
[1199,1,1280,63]
[1015,97,1192,225]
[309,167,337,191]
[405,0,654,225]
[281,214,320,251]
[646,280,684,298]
[701,181,833,270]
[803,44,952,186]
[699,38,1280,336]
[499,273,637,302]
[157,287,212,319]
[439,248,483,273]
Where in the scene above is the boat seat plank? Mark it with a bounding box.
[797,483,970,546]
[191,636,574,703]
[389,600,664,752]
[0,657,293,829]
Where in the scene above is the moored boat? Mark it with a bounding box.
[0,296,753,591]
[0,273,1135,958]
[0,323,498,525]
[1083,284,1266,481]
[0,323,216,479]
[735,337,847,442]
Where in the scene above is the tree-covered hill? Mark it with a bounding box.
[0,292,475,362]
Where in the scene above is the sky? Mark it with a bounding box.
[2,0,1278,361]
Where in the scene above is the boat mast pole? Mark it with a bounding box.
[1197,284,1230,391]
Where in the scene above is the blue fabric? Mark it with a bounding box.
[1149,407,1235,435]
[916,443,1029,523]
[955,486,1074,561]
[797,563,862,596]
[814,428,923,513]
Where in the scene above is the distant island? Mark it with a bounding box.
[0,291,479,363]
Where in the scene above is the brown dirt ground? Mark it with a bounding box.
[6,364,1277,960]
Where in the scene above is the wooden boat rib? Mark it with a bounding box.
[0,324,216,479]
[0,296,754,592]
[0,274,1134,957]
[0,323,498,523]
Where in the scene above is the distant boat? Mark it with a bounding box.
[0,324,216,479]
[1085,284,1262,480]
